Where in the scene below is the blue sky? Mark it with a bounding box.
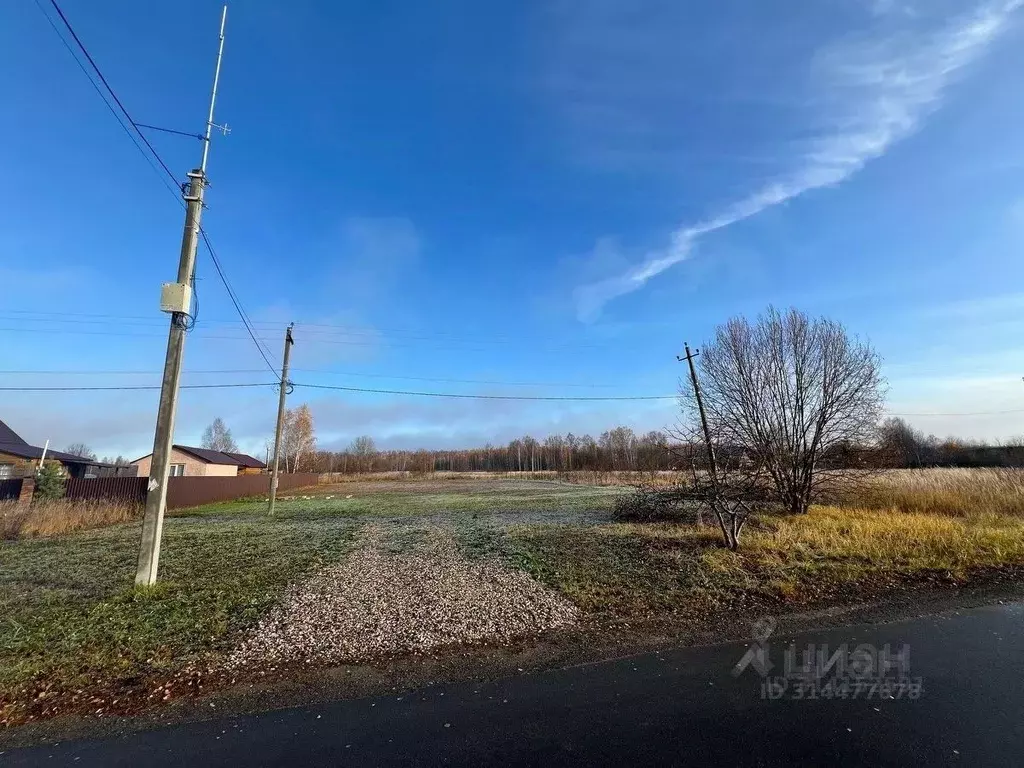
[2,0,1024,457]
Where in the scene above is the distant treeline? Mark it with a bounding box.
[293,419,1024,475]
[878,417,1024,468]
[301,427,677,474]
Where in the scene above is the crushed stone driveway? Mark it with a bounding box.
[227,525,579,670]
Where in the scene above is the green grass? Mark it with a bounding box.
[0,513,358,720]
[186,483,622,519]
[0,479,618,722]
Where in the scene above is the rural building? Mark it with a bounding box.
[223,452,268,475]
[132,445,266,478]
[0,418,111,480]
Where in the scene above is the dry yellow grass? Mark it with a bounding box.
[0,499,140,539]
[840,468,1024,517]
[515,501,1024,618]
[746,505,1024,570]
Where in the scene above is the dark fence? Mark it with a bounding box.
[0,479,24,502]
[165,473,320,509]
[65,476,147,505]
[65,473,320,509]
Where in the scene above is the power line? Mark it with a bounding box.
[293,383,677,401]
[198,228,279,376]
[31,0,181,201]
[0,312,631,351]
[45,0,180,187]
[0,326,627,356]
[0,367,624,388]
[295,370,621,388]
[0,371,1019,413]
[37,2,275,378]
[0,383,275,392]
[0,368,267,375]
[887,409,1024,417]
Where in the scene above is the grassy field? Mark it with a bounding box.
[0,481,619,723]
[2,470,1023,725]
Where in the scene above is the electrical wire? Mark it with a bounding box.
[886,409,1024,417]
[38,1,276,378]
[0,367,628,389]
[0,369,267,375]
[0,367,625,389]
[0,326,620,356]
[0,383,275,392]
[293,383,677,401]
[31,0,181,201]
[1,373,1018,414]
[46,0,180,187]
[136,123,205,141]
[183,271,199,332]
[0,312,634,351]
[198,228,279,376]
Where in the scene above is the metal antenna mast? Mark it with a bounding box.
[201,6,229,174]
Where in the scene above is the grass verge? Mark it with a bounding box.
[508,504,1024,621]
[0,512,358,724]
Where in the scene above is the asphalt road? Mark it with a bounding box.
[6,601,1024,767]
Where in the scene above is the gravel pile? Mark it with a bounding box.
[226,532,579,670]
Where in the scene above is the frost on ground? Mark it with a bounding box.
[226,528,579,670]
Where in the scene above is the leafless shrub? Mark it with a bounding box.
[613,482,695,522]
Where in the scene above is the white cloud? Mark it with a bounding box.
[574,0,1022,320]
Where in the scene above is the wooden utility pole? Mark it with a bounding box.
[136,6,229,586]
[678,343,719,484]
[268,324,294,515]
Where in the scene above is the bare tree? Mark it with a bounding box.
[99,455,132,466]
[64,443,97,461]
[878,417,926,468]
[201,418,238,453]
[281,404,316,472]
[683,307,885,517]
[349,435,376,472]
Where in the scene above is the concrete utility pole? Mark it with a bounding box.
[136,6,229,587]
[268,324,295,515]
[678,343,719,484]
